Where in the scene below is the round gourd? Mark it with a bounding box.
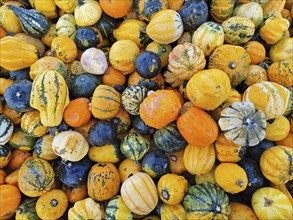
[36,189,68,220]
[133,0,168,21]
[246,139,275,162]
[118,158,142,183]
[145,41,172,68]
[177,106,219,147]
[2,103,23,125]
[34,135,58,161]
[229,202,258,220]
[87,162,120,201]
[56,13,77,40]
[41,23,57,47]
[260,146,293,185]
[268,59,293,87]
[56,156,92,187]
[111,108,131,134]
[208,44,251,87]
[183,182,231,219]
[120,132,150,162]
[93,13,117,38]
[167,43,206,80]
[102,66,126,87]
[4,79,33,113]
[140,90,182,129]
[183,143,216,176]
[233,2,263,28]
[269,38,293,62]
[265,116,290,141]
[18,157,55,197]
[15,198,39,220]
[13,33,45,57]
[128,71,165,90]
[210,0,236,23]
[244,65,268,86]
[74,0,102,26]
[186,69,231,110]
[146,9,184,44]
[74,27,102,51]
[192,21,224,56]
[242,81,290,120]
[99,0,133,18]
[69,73,101,98]
[160,203,186,220]
[80,48,108,75]
[131,114,155,135]
[51,35,77,63]
[135,51,161,79]
[105,195,133,220]
[121,85,148,115]
[215,163,248,194]
[8,149,32,171]
[121,172,158,215]
[30,70,70,127]
[0,115,13,145]
[88,120,117,146]
[157,173,188,205]
[109,40,139,74]
[62,184,87,204]
[8,129,37,151]
[219,102,267,147]
[20,110,48,137]
[0,184,21,220]
[166,149,187,175]
[142,149,170,179]
[91,85,121,120]
[243,41,266,65]
[154,123,187,153]
[252,187,293,220]
[52,130,89,162]
[68,197,102,220]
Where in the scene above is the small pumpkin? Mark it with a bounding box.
[265,116,290,141]
[87,162,120,201]
[160,203,186,220]
[208,44,251,87]
[75,27,102,51]
[131,114,155,135]
[8,149,31,170]
[177,106,219,147]
[56,13,77,40]
[140,90,182,129]
[52,130,89,162]
[157,173,188,205]
[51,35,77,63]
[102,66,126,87]
[166,149,187,175]
[4,169,18,187]
[186,69,231,110]
[210,0,236,23]
[268,59,293,87]
[145,41,172,68]
[68,197,102,220]
[260,145,293,185]
[244,65,268,86]
[133,0,168,21]
[100,0,133,18]
[167,42,206,80]
[0,78,13,95]
[146,9,184,44]
[111,108,131,134]
[105,195,133,220]
[2,104,23,125]
[0,115,13,145]
[252,187,293,220]
[74,0,102,27]
[215,163,248,194]
[118,158,142,183]
[88,120,117,146]
[276,132,293,148]
[128,71,165,90]
[0,184,21,220]
[41,23,57,47]
[14,33,45,57]
[218,101,267,147]
[9,129,37,151]
[80,48,108,75]
[243,41,266,65]
[34,135,58,161]
[269,38,293,62]
[0,145,11,169]
[135,51,162,79]
[15,198,39,220]
[262,0,286,13]
[21,110,48,137]
[233,2,263,28]
[62,184,87,203]
[183,182,231,219]
[93,12,117,39]
[121,172,158,215]
[229,202,258,220]
[18,157,55,197]
[54,0,77,13]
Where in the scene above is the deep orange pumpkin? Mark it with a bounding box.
[177,106,219,147]
[8,149,32,171]
[100,0,133,18]
[0,184,21,219]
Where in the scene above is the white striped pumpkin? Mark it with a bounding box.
[121,172,158,215]
[242,82,290,120]
[0,115,13,145]
[233,2,263,28]
[183,143,216,176]
[52,130,89,162]
[192,21,224,56]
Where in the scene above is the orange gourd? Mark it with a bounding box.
[100,0,133,18]
[8,149,31,170]
[0,184,21,219]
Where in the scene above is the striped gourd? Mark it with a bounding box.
[8,129,37,151]
[183,144,216,176]
[192,22,224,56]
[121,85,148,115]
[68,198,102,220]
[120,132,150,162]
[183,182,231,219]
[0,144,11,169]
[15,198,39,220]
[56,13,77,40]
[30,70,70,127]
[21,110,48,137]
[52,130,89,162]
[210,0,236,23]
[91,85,121,120]
[34,135,58,161]
[121,172,158,215]
[105,195,133,220]
[0,115,13,145]
[18,157,55,197]
[243,82,290,120]
[221,16,255,45]
[233,2,264,28]
[8,5,50,38]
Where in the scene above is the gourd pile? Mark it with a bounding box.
[0,0,293,219]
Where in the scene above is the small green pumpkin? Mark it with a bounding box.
[105,195,133,220]
[133,0,168,21]
[20,110,48,137]
[93,12,117,39]
[74,27,103,51]
[56,13,77,40]
[34,135,59,161]
[15,198,40,220]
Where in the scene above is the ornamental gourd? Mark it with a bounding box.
[121,172,158,215]
[15,198,39,220]
[51,35,77,63]
[218,102,267,147]
[0,184,21,220]
[68,197,102,220]
[0,3,23,33]
[269,38,293,62]
[52,130,89,162]
[167,43,206,80]
[268,59,293,87]
[80,48,108,75]
[14,33,46,57]
[0,115,13,145]
[30,70,70,127]
[20,110,48,137]
[74,0,102,27]
[56,14,77,40]
[233,2,263,28]
[186,69,231,110]
[210,0,236,23]
[146,9,184,44]
[34,135,58,161]
[105,195,133,220]
[242,81,290,120]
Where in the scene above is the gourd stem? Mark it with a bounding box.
[78,0,84,5]
[50,199,58,207]
[229,62,237,69]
